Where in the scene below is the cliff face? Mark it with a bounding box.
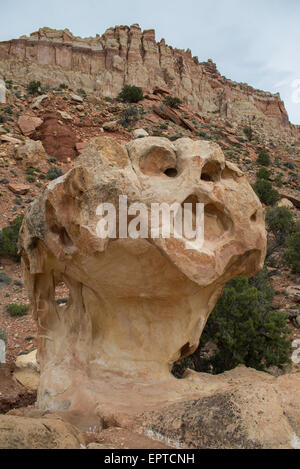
[0,25,298,141]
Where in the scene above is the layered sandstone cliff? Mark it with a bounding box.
[0,25,298,141]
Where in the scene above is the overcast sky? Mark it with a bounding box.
[1,0,300,124]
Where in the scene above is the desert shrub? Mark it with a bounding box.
[117,85,143,103]
[5,80,12,90]
[243,126,253,141]
[46,167,63,181]
[6,303,29,317]
[59,83,68,90]
[163,96,182,109]
[26,167,37,175]
[284,162,296,170]
[0,272,11,285]
[0,328,7,343]
[253,179,280,206]
[274,175,283,188]
[168,135,182,141]
[266,206,295,245]
[284,230,300,273]
[47,157,57,164]
[4,106,13,115]
[77,88,87,99]
[257,150,271,167]
[196,130,209,139]
[0,214,24,260]
[172,273,291,377]
[256,168,270,180]
[26,175,36,183]
[248,266,274,301]
[27,80,41,96]
[117,106,138,127]
[104,97,114,103]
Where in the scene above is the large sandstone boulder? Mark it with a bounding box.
[19,136,268,437]
[13,349,40,391]
[0,415,84,449]
[137,366,300,449]
[15,138,47,168]
[18,115,43,136]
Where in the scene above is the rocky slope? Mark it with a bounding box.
[1,25,300,145]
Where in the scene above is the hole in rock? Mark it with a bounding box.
[51,225,73,247]
[179,342,192,359]
[181,195,199,232]
[204,204,233,241]
[54,281,71,306]
[201,161,221,182]
[171,342,194,380]
[221,166,240,182]
[139,146,177,176]
[251,211,258,222]
[164,168,178,178]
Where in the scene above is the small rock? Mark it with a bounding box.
[286,286,300,303]
[102,121,119,132]
[15,139,47,168]
[0,272,11,284]
[75,142,87,154]
[0,125,8,134]
[31,94,48,110]
[0,134,22,144]
[70,93,83,103]
[18,115,43,136]
[287,309,299,320]
[133,128,149,138]
[13,280,23,287]
[57,110,73,121]
[278,198,294,209]
[7,183,30,195]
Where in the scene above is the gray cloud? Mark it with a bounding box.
[1,0,300,123]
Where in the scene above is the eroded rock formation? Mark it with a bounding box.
[19,136,266,417]
[1,26,299,141]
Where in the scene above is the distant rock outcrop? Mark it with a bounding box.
[0,25,299,142]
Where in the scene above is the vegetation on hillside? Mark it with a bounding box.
[253,179,280,206]
[0,214,24,261]
[172,269,291,377]
[117,85,144,103]
[6,303,29,317]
